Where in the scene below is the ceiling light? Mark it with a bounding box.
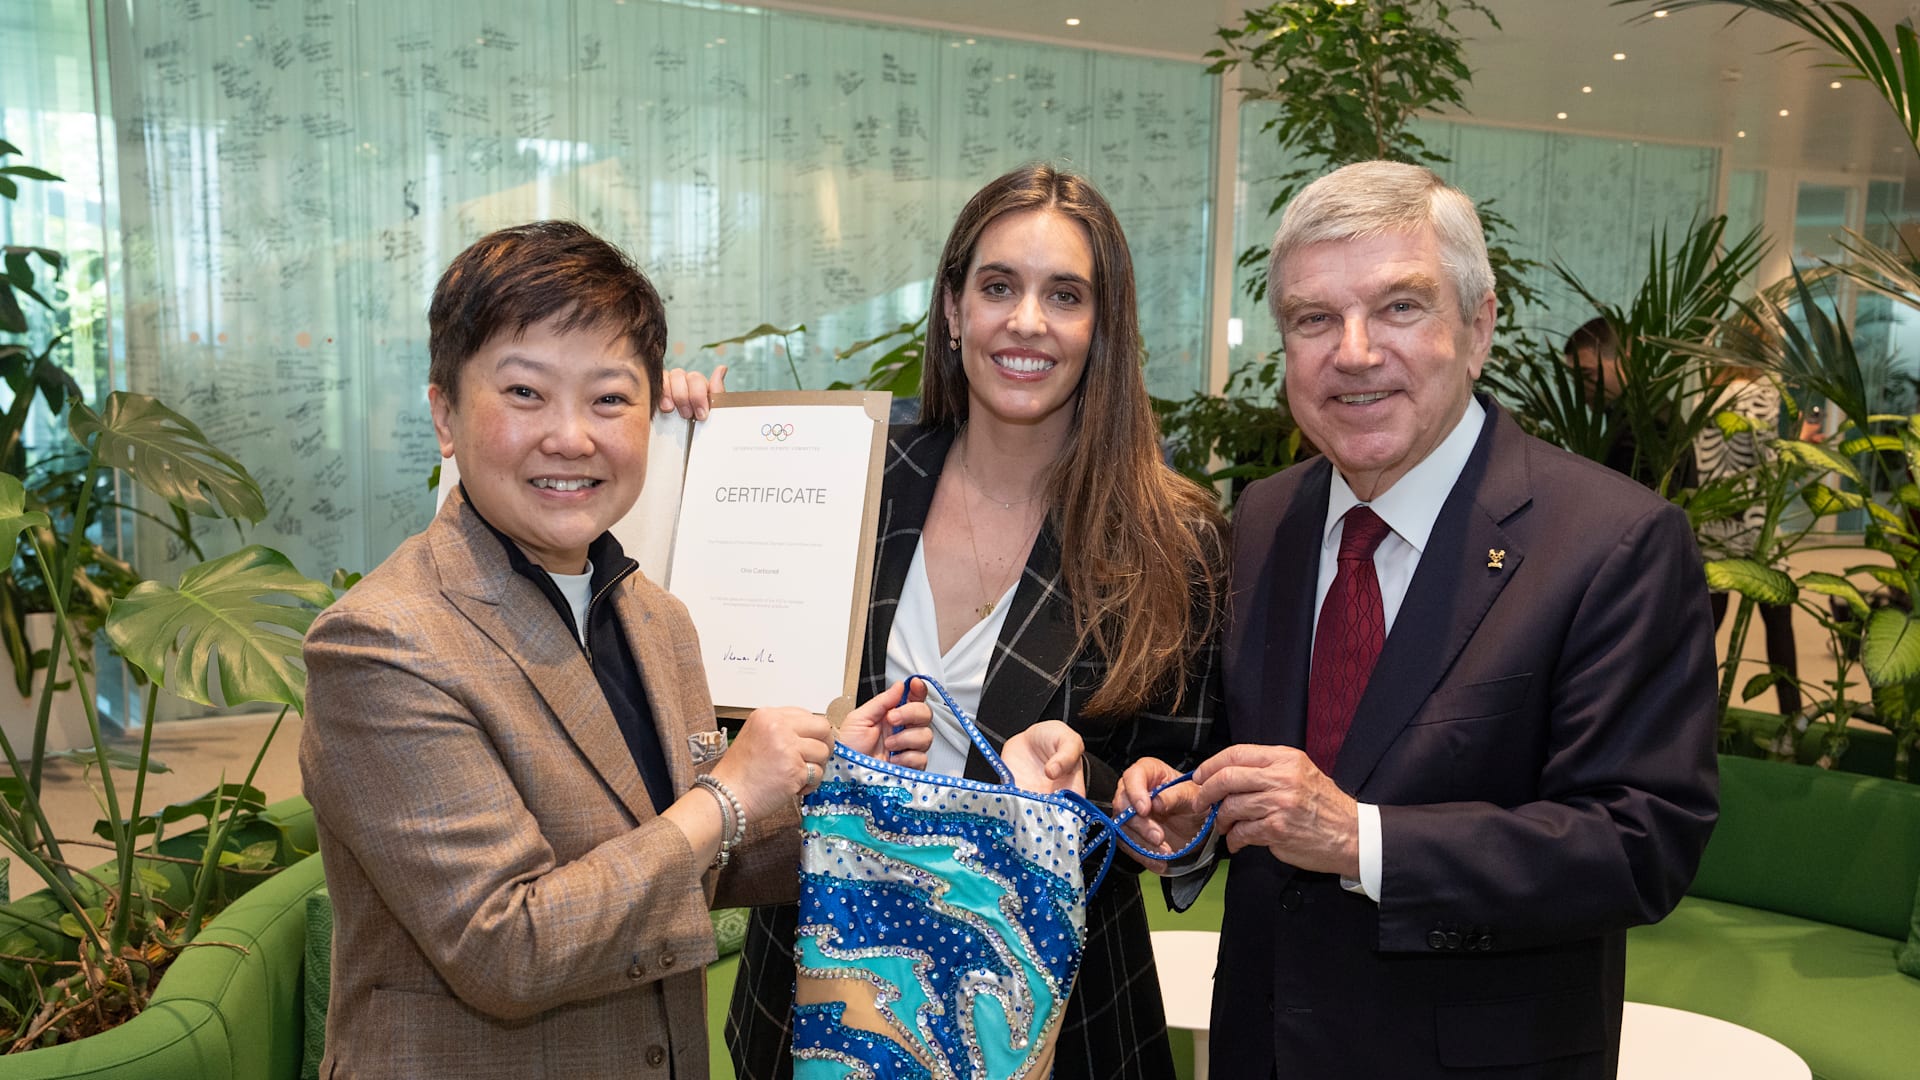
[1737,130,1747,137]
[1582,85,1593,93]
[1779,108,1790,116]
[1613,52,1627,60]
[1556,111,1568,120]
[1830,80,1843,89]
[1065,17,1080,26]
[1653,8,1669,16]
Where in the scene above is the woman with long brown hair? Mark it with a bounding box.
[669,163,1226,1079]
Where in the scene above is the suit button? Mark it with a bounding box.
[646,1045,666,1067]
[1279,886,1303,912]
[1427,930,1447,950]
[627,960,645,980]
[660,953,676,969]
[1444,931,1462,950]
[1477,932,1494,951]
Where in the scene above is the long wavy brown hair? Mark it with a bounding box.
[922,164,1226,716]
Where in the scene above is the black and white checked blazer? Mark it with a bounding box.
[726,423,1225,1080]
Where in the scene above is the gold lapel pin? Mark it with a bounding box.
[1487,548,1507,570]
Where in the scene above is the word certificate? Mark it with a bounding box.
[665,391,887,717]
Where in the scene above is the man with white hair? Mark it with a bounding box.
[1120,161,1719,1078]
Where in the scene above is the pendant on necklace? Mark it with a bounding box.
[977,600,996,619]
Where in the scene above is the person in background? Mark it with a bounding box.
[1565,315,1699,491]
[665,163,1228,1080]
[1118,162,1719,1078]
[1695,366,1803,716]
[300,221,931,1079]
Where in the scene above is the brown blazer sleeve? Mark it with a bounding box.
[303,600,724,1021]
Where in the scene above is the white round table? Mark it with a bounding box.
[1150,930,1219,1080]
[1619,1002,1810,1079]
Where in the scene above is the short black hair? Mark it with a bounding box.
[428,221,666,403]
[1563,315,1617,360]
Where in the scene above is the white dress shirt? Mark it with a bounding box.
[1324,396,1485,901]
[885,541,1016,776]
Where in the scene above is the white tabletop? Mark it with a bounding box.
[1619,1002,1809,1079]
[1149,930,1219,1032]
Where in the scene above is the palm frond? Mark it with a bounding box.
[1620,2,1920,154]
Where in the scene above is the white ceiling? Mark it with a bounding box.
[774,0,1920,180]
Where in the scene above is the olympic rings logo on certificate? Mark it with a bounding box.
[760,422,795,442]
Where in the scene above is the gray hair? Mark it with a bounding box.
[1266,161,1495,328]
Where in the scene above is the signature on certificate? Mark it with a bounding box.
[722,647,776,664]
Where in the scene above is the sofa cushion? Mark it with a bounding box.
[712,907,748,957]
[303,888,333,1080]
[1629,895,1920,1080]
[1691,756,1920,939]
[1901,876,1920,980]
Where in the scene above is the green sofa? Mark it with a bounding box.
[0,798,324,1079]
[1626,754,1920,1080]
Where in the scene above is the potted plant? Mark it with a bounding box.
[1157,0,1539,505]
[1479,215,1767,499]
[1619,0,1920,780]
[0,145,334,1050]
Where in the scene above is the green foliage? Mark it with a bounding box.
[1169,0,1531,506]
[1704,558,1797,605]
[92,782,262,845]
[1625,2,1920,151]
[70,394,267,523]
[1208,0,1498,215]
[1210,0,1539,346]
[1154,359,1302,494]
[829,315,927,397]
[702,322,808,391]
[107,546,333,711]
[0,144,333,1050]
[1479,216,1767,497]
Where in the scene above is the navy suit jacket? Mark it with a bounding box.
[1210,398,1719,1078]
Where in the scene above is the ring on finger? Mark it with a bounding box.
[804,761,820,788]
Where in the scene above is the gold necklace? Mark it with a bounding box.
[958,438,1042,510]
[958,484,1032,620]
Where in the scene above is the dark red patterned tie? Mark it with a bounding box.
[1306,506,1392,772]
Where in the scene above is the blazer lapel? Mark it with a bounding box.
[859,426,953,693]
[1256,461,1331,750]
[969,527,1075,774]
[431,491,655,822]
[1332,402,1530,793]
[616,584,696,800]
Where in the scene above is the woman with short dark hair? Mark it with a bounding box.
[300,221,931,1079]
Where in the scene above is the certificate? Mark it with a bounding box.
[664,391,888,717]
[433,390,887,717]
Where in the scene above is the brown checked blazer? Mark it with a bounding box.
[726,423,1224,1080]
[299,487,800,1079]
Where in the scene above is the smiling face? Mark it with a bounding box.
[429,315,651,574]
[1278,226,1495,500]
[942,208,1095,439]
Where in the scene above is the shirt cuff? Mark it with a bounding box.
[1166,831,1222,909]
[1339,802,1382,902]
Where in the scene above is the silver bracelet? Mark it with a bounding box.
[693,774,747,870]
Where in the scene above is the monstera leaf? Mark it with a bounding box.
[69,392,267,523]
[0,473,50,544]
[105,545,333,711]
